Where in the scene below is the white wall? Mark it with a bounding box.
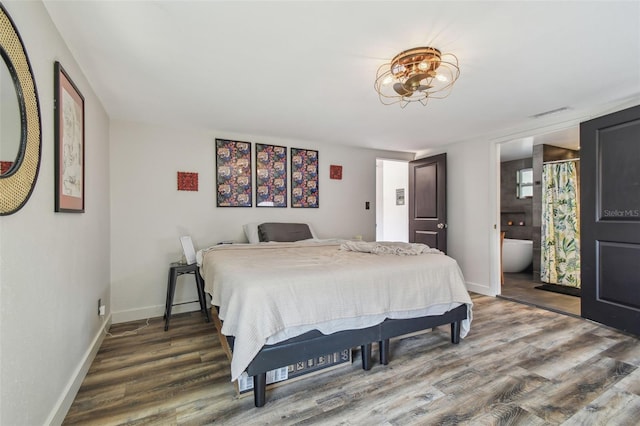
[445,141,498,295]
[109,120,414,322]
[376,159,408,242]
[0,2,111,425]
[413,141,496,296]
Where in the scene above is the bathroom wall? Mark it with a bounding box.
[500,158,533,240]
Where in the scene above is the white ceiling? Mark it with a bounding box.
[42,1,640,154]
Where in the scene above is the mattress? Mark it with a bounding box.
[198,240,473,380]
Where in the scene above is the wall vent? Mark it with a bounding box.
[530,106,570,119]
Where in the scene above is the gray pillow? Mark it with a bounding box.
[258,223,313,242]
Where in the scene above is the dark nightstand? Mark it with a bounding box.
[164,262,211,331]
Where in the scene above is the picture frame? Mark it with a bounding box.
[255,143,287,207]
[215,139,252,207]
[330,165,342,180]
[54,61,85,213]
[177,171,198,191]
[290,148,319,208]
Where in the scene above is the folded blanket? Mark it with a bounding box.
[340,240,442,255]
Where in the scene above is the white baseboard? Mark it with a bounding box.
[466,281,496,297]
[46,314,112,426]
[111,301,201,324]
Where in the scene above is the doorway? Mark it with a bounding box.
[498,129,581,316]
[375,159,408,242]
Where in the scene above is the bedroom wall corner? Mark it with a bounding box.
[0,2,111,425]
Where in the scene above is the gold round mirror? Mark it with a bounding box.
[0,4,42,215]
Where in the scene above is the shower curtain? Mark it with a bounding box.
[541,161,580,287]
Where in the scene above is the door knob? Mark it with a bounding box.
[437,223,446,229]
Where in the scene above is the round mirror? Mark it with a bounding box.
[0,53,22,176]
[0,4,42,215]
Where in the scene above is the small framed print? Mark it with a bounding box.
[54,61,85,213]
[330,165,342,180]
[215,139,252,207]
[291,148,319,208]
[255,143,287,207]
[177,172,198,191]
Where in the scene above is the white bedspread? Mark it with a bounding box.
[340,240,442,255]
[199,241,473,381]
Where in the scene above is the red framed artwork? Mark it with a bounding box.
[330,165,342,180]
[54,61,85,213]
[177,172,198,191]
[0,161,13,174]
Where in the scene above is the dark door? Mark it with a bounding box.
[581,104,640,336]
[409,153,447,252]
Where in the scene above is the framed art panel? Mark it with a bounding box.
[215,139,252,207]
[290,148,319,208]
[177,171,198,191]
[255,143,287,207]
[54,61,85,213]
[330,165,342,180]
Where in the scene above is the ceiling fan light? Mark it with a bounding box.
[374,46,459,107]
[392,64,405,74]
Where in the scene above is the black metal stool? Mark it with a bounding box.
[164,262,211,331]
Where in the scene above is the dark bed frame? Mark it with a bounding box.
[220,304,468,407]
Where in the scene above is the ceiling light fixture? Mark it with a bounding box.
[374,46,460,108]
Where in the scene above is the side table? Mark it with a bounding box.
[164,262,211,331]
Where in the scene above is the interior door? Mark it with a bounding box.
[580,104,640,336]
[409,153,447,252]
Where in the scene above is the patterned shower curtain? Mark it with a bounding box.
[541,161,580,287]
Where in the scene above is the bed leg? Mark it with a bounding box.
[361,343,372,370]
[451,321,461,344]
[253,373,267,407]
[379,339,390,365]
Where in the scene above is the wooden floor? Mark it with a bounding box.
[501,272,581,317]
[63,294,640,425]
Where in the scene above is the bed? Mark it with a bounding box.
[198,223,473,406]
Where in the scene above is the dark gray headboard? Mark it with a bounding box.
[258,223,313,242]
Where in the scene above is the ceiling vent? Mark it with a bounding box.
[530,106,570,119]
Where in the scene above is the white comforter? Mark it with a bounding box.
[199,241,473,381]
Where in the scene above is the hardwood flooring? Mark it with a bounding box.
[501,272,581,317]
[63,294,640,425]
